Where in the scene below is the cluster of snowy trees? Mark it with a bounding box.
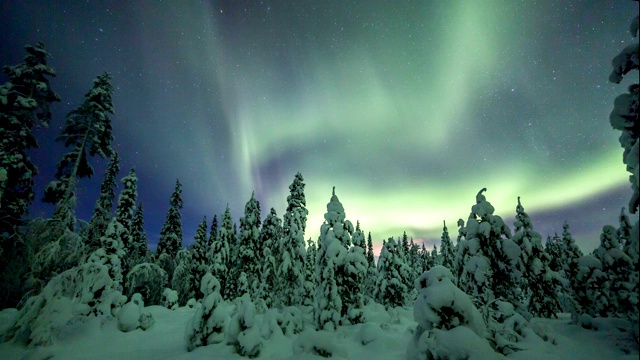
[0,11,638,356]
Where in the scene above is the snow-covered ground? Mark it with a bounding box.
[0,303,636,360]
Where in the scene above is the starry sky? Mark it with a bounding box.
[1,1,637,253]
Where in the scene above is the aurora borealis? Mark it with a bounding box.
[1,1,637,252]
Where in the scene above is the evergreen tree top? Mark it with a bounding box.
[325,186,345,223]
[170,179,183,209]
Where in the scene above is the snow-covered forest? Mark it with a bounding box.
[0,8,638,360]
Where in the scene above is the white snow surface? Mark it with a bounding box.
[1,303,636,359]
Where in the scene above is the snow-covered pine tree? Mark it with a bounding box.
[513,197,560,318]
[545,233,563,272]
[374,237,410,309]
[208,214,218,248]
[172,249,194,306]
[191,217,209,301]
[401,231,410,260]
[277,172,309,307]
[440,221,456,271]
[420,243,430,273]
[185,273,226,351]
[342,220,367,324]
[114,168,137,278]
[256,208,280,307]
[217,206,235,300]
[0,42,60,243]
[314,187,349,330]
[431,245,440,266]
[95,217,127,291]
[43,73,114,217]
[560,222,583,294]
[609,11,639,215]
[129,202,148,267]
[237,192,262,300]
[453,218,468,287]
[364,232,377,300]
[408,238,421,284]
[366,232,375,268]
[155,179,183,281]
[459,189,516,307]
[87,152,120,254]
[304,238,317,307]
[593,225,634,318]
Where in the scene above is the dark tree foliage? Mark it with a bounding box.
[156,179,183,261]
[0,42,60,241]
[43,72,114,207]
[87,152,120,253]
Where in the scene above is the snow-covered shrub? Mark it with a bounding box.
[573,254,605,318]
[356,322,383,345]
[117,293,154,332]
[292,329,348,358]
[125,262,167,306]
[186,298,197,309]
[172,249,194,306]
[277,306,305,336]
[5,260,126,346]
[185,273,228,351]
[163,288,178,310]
[485,300,530,355]
[227,293,263,358]
[407,266,502,360]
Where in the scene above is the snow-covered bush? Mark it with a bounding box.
[277,306,305,336]
[117,293,154,332]
[125,262,167,306]
[407,266,503,360]
[227,293,263,358]
[485,300,530,355]
[163,288,178,310]
[185,273,228,351]
[172,249,194,306]
[292,329,348,358]
[5,260,126,346]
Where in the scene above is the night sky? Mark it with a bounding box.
[1,1,637,253]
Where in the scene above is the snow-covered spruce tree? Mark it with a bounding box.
[342,220,367,324]
[408,238,421,287]
[115,168,137,251]
[401,231,410,260]
[277,172,309,307]
[556,222,583,314]
[128,202,148,267]
[191,217,209,301]
[453,218,468,287]
[0,42,60,243]
[185,273,227,351]
[407,266,498,360]
[237,192,262,300]
[94,217,127,292]
[314,187,349,331]
[419,242,429,273]
[431,245,441,266]
[216,206,234,300]
[155,179,183,281]
[256,208,281,308]
[43,72,114,217]
[609,11,639,215]
[513,197,560,318]
[459,188,517,308]
[374,237,411,309]
[87,152,120,254]
[593,225,634,318]
[573,253,605,319]
[208,214,218,248]
[172,249,194,306]
[303,238,317,307]
[545,233,563,272]
[364,231,377,300]
[126,262,167,306]
[114,168,137,278]
[440,221,455,271]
